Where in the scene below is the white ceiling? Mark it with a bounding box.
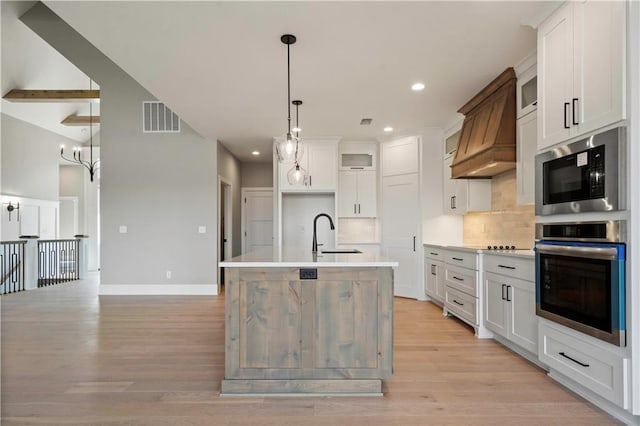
[8,2,556,162]
[1,1,100,145]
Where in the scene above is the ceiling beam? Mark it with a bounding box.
[3,89,100,102]
[61,115,101,126]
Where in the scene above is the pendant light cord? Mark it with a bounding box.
[89,79,93,166]
[287,43,292,135]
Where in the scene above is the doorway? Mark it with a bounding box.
[218,177,232,289]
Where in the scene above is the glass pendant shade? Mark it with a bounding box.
[276,134,304,164]
[287,161,308,185]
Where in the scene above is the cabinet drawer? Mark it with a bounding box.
[445,250,478,270]
[539,321,628,408]
[445,286,477,325]
[444,265,476,297]
[483,254,534,282]
[424,246,446,261]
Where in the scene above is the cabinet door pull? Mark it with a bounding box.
[450,196,454,209]
[452,276,464,282]
[452,195,457,209]
[431,265,436,275]
[559,352,589,368]
[498,264,516,270]
[501,284,506,301]
[452,257,463,261]
[354,204,357,214]
[572,98,579,125]
[564,102,570,129]
[309,175,312,187]
[506,285,512,302]
[413,236,416,252]
[452,300,464,306]
[358,204,361,214]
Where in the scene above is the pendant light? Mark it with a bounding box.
[275,34,304,164]
[287,100,307,185]
[60,78,100,182]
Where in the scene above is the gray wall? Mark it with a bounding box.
[218,142,242,257]
[1,113,70,201]
[22,3,219,288]
[241,162,273,188]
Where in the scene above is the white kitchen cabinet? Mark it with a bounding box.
[516,111,536,205]
[516,58,537,119]
[338,170,376,218]
[424,246,446,303]
[539,319,628,409]
[339,141,377,171]
[442,248,491,338]
[443,154,491,215]
[483,254,537,355]
[538,1,625,150]
[279,140,338,192]
[381,137,419,177]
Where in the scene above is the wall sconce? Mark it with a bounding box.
[6,201,20,222]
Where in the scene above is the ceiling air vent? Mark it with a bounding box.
[142,101,181,133]
[360,118,373,125]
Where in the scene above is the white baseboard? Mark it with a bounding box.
[99,284,219,295]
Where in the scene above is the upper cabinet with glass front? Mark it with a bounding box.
[516,55,537,119]
[339,141,377,171]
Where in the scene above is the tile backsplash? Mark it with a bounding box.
[463,170,535,249]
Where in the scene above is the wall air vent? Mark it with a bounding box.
[142,101,181,133]
[360,118,373,125]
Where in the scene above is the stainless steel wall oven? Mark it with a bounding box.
[535,221,626,346]
[535,127,625,215]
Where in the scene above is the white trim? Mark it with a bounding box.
[217,175,233,287]
[99,284,218,296]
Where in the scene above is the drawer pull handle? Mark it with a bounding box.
[452,300,464,306]
[452,276,464,281]
[430,252,439,256]
[498,264,516,270]
[559,352,589,368]
[452,257,463,261]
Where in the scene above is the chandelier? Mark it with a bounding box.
[60,78,99,182]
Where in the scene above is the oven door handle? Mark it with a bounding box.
[537,244,618,261]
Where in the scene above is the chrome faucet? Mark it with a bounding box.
[312,213,335,253]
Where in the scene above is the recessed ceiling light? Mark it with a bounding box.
[411,82,425,91]
[251,151,260,156]
[383,126,393,132]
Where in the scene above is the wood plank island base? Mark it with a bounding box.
[219,248,398,396]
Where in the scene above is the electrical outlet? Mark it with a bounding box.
[119,225,127,234]
[166,270,172,279]
[481,223,486,233]
[198,226,206,234]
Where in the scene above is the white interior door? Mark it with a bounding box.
[242,189,274,254]
[382,173,420,298]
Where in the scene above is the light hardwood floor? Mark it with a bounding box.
[1,274,619,425]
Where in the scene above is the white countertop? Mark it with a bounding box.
[220,246,399,268]
[423,243,535,258]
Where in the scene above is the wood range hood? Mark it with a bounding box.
[451,68,517,179]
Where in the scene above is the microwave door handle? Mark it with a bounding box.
[537,244,618,261]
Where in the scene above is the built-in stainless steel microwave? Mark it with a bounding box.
[535,127,625,216]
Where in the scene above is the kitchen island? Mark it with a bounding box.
[219,247,398,396]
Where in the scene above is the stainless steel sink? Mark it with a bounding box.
[320,249,362,254]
